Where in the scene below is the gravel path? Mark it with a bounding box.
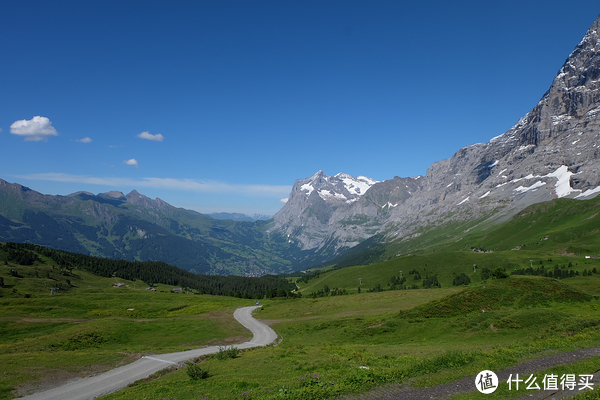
[343,346,600,400]
[18,306,275,400]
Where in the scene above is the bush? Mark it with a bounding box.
[492,267,508,279]
[452,273,471,286]
[215,345,240,360]
[186,361,209,380]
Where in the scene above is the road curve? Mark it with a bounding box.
[19,306,275,400]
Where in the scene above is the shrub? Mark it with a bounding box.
[452,273,471,286]
[215,345,240,360]
[492,267,508,279]
[186,361,209,380]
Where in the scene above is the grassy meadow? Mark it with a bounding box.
[0,257,256,400]
[96,273,600,400]
[2,197,600,399]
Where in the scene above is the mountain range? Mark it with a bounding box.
[2,13,600,275]
[270,13,600,259]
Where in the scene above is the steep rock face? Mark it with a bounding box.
[390,13,600,227]
[273,13,600,254]
[271,171,421,251]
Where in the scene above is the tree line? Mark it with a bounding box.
[0,242,297,298]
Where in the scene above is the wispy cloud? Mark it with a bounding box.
[10,116,58,141]
[77,137,92,143]
[280,198,289,203]
[124,159,139,168]
[15,173,292,196]
[137,131,164,141]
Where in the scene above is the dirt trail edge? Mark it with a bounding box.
[344,346,600,400]
[18,305,275,400]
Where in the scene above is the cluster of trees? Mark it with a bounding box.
[422,275,441,288]
[296,270,321,284]
[389,275,407,290]
[367,283,384,292]
[308,285,347,298]
[511,264,587,279]
[409,269,422,280]
[583,268,597,276]
[1,242,296,299]
[452,273,471,286]
[1,243,38,265]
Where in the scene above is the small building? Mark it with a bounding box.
[172,287,182,292]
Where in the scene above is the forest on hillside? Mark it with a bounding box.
[0,242,297,299]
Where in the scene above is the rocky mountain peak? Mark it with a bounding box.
[125,190,170,211]
[296,171,378,204]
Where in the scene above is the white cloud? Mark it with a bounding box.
[77,137,92,143]
[16,173,292,196]
[137,131,164,142]
[280,198,289,203]
[10,116,58,141]
[124,159,139,167]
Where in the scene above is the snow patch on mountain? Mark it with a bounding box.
[335,173,379,196]
[547,165,580,198]
[576,185,600,198]
[319,189,347,201]
[514,181,546,193]
[301,183,314,196]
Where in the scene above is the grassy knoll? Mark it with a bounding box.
[0,262,256,400]
[100,275,600,400]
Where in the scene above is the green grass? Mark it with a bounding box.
[97,275,600,400]
[4,252,600,400]
[0,266,257,400]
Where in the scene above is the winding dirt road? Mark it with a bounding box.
[19,305,275,400]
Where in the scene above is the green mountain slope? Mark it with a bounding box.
[0,242,296,298]
[0,179,307,275]
[294,197,600,297]
[323,197,600,272]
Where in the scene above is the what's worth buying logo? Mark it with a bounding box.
[475,370,499,394]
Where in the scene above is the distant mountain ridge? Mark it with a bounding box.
[207,212,271,222]
[0,179,303,276]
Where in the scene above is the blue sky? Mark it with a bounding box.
[1,1,599,215]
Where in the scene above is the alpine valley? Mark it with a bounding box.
[3,14,600,275]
